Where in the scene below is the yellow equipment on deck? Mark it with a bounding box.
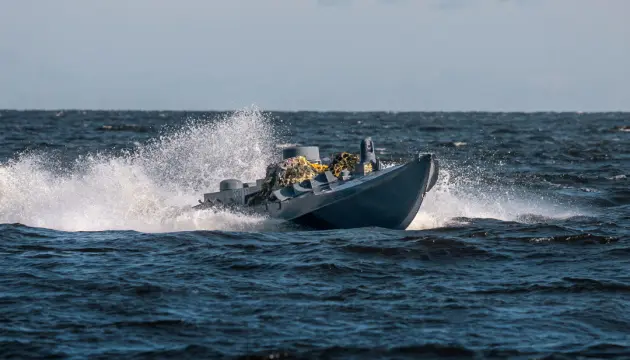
[247,152,368,205]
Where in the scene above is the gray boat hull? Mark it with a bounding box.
[251,153,438,230]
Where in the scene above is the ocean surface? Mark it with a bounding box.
[0,108,629,359]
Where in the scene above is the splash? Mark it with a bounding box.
[407,161,584,230]
[0,107,283,233]
[1,109,587,233]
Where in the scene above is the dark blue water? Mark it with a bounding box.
[1,109,629,359]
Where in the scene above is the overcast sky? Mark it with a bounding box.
[1,0,628,111]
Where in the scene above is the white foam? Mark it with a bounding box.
[407,164,584,230]
[0,107,281,233]
[1,109,585,233]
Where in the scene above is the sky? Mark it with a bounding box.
[0,0,628,111]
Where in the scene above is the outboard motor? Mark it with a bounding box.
[282,146,321,163]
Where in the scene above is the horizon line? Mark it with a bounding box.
[1,108,629,113]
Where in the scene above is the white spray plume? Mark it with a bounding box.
[0,107,583,233]
[0,107,282,233]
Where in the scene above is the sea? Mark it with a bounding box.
[0,108,628,359]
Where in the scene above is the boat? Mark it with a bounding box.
[193,137,439,230]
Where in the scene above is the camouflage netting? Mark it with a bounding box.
[247,156,321,205]
[247,152,366,205]
[329,152,360,177]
